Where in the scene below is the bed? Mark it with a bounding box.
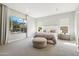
[34,32,57,45]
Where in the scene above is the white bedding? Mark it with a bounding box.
[36,32,58,40]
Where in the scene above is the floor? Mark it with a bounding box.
[0,38,79,56]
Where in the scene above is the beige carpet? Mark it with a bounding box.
[0,38,78,56]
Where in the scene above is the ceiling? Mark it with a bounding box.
[4,3,79,18]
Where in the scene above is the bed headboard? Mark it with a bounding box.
[37,26,59,33]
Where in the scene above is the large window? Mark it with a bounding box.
[9,16,27,33]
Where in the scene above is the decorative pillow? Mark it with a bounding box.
[43,30,46,32]
[47,40,54,44]
[50,30,56,33]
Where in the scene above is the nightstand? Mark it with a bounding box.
[58,34,70,40]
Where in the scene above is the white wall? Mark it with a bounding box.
[6,7,27,42]
[6,7,36,41]
[27,16,36,37]
[36,12,75,40]
[75,11,79,45]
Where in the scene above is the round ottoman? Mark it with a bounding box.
[32,37,47,49]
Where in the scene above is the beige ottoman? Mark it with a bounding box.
[32,37,47,49]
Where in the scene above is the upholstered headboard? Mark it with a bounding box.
[37,26,59,33]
